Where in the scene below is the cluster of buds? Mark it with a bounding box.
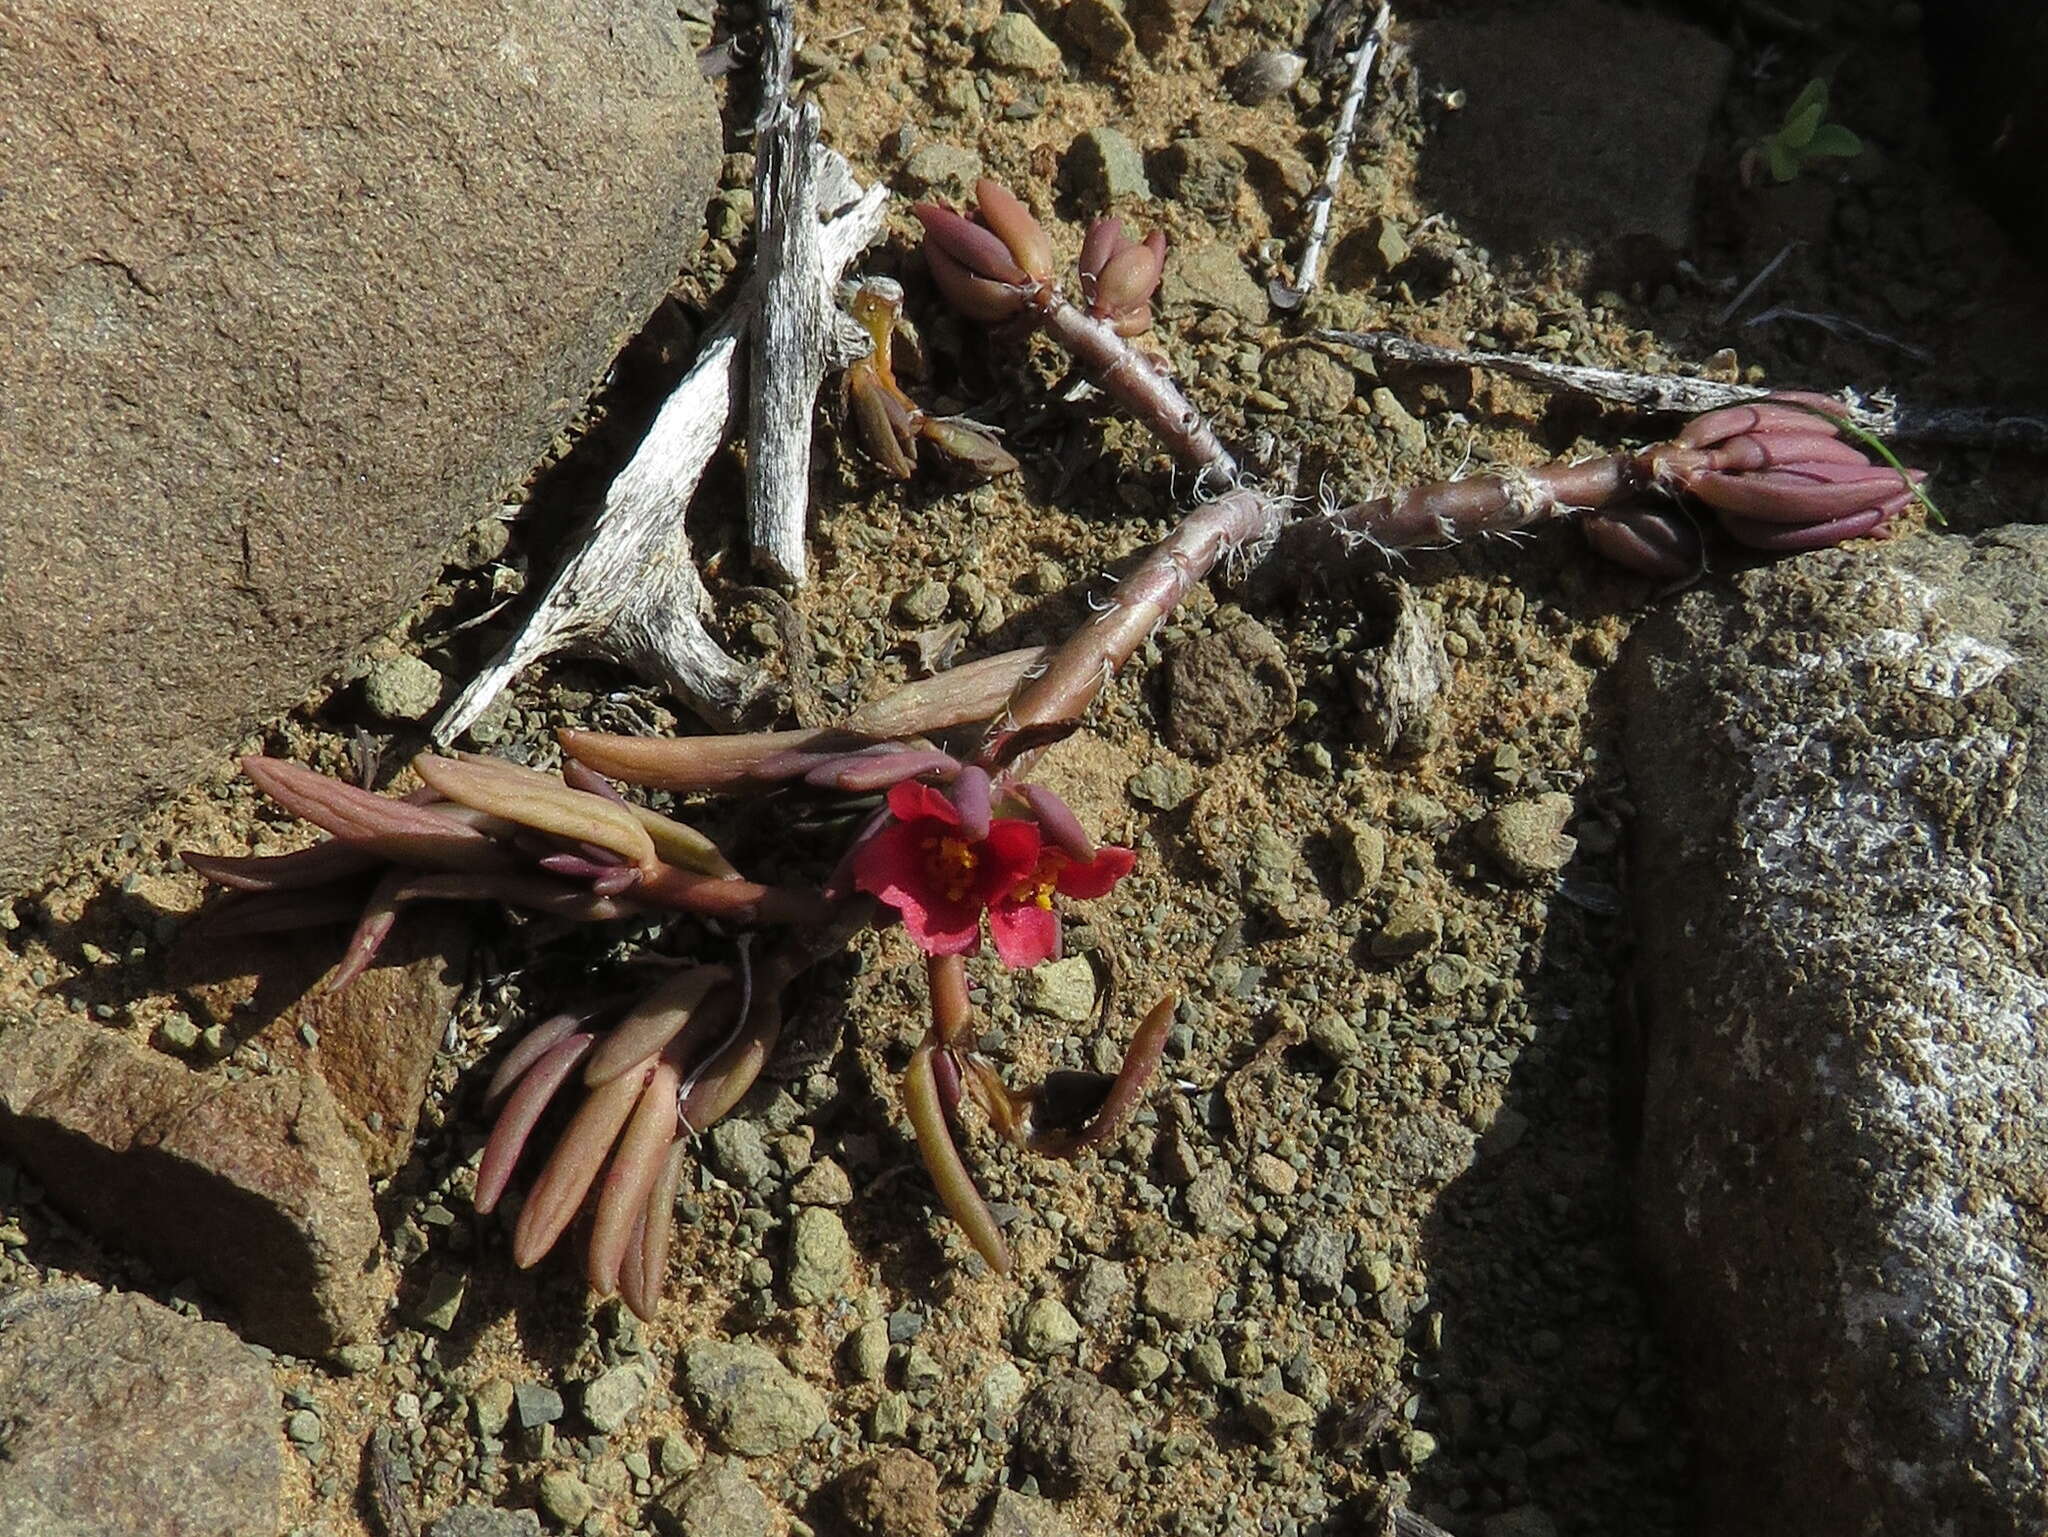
[186,652,1170,1305]
[1584,394,1928,581]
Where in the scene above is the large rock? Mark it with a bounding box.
[0,1286,282,1537]
[173,907,470,1177]
[1407,0,1729,266]
[0,0,721,893]
[0,1009,387,1355]
[1622,529,2048,1536]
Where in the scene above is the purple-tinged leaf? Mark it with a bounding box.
[475,1032,595,1213]
[1015,783,1095,860]
[240,756,510,872]
[618,1139,690,1322]
[182,841,379,892]
[584,966,733,1088]
[512,1063,646,1268]
[587,1059,681,1298]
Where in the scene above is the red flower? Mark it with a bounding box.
[988,843,1138,969]
[852,781,1041,957]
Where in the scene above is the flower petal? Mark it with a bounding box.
[886,779,962,828]
[1054,844,1136,900]
[990,899,1061,969]
[975,818,1044,899]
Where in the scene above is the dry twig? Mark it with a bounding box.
[1273,3,1392,310]
[1323,329,2048,450]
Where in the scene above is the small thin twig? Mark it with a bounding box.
[1273,2,1392,310]
[1321,329,2048,450]
[1715,238,1799,326]
[1743,305,1936,364]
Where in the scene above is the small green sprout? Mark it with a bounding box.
[1743,77,1864,186]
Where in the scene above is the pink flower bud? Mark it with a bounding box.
[1581,505,1703,581]
[973,179,1054,282]
[912,202,1028,285]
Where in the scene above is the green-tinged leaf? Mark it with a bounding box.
[1766,140,1800,184]
[1805,123,1863,159]
[416,753,658,875]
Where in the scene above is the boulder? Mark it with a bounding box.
[0,0,721,892]
[0,1286,281,1537]
[0,1008,387,1355]
[1623,529,2048,1536]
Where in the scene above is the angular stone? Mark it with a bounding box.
[1137,1260,1216,1330]
[1065,126,1150,206]
[581,1362,652,1435]
[652,1457,772,1537]
[981,13,1064,74]
[172,906,469,1177]
[429,1508,543,1537]
[679,1339,828,1457]
[0,1288,281,1537]
[1061,0,1135,63]
[1163,619,1296,762]
[0,1010,385,1354]
[1160,241,1267,324]
[1475,793,1578,884]
[0,0,720,892]
[785,1205,854,1306]
[1624,530,2048,1537]
[1022,956,1097,1023]
[978,1489,1080,1537]
[1013,1295,1082,1360]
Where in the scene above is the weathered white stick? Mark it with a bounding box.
[1272,2,1392,310]
[1319,329,2048,448]
[746,14,832,587]
[433,158,887,745]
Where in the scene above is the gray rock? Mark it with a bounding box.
[0,1011,384,1355]
[652,1457,772,1537]
[705,1119,775,1187]
[1405,0,1728,259]
[1154,137,1245,217]
[900,144,982,201]
[1624,529,2048,1537]
[1369,387,1428,459]
[981,13,1064,74]
[1014,1373,1134,1494]
[1335,820,1387,900]
[428,1507,543,1537]
[1063,0,1135,62]
[1160,241,1267,324]
[1243,1388,1315,1441]
[514,1382,565,1430]
[1370,895,1442,960]
[1070,1257,1131,1327]
[844,1318,891,1384]
[679,1339,828,1456]
[580,1362,651,1435]
[1261,346,1357,419]
[1138,1259,1216,1330]
[1022,955,1097,1022]
[0,0,719,893]
[0,1288,280,1537]
[1279,1222,1351,1296]
[977,1488,1079,1537]
[790,1156,854,1206]
[361,654,445,723]
[1163,618,1296,761]
[1346,584,1451,756]
[1227,49,1305,106]
[536,1469,594,1528]
[1475,793,1578,883]
[1013,1296,1083,1360]
[1127,760,1196,810]
[786,1205,854,1305]
[1066,126,1150,206]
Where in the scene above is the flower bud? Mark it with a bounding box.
[1582,505,1703,581]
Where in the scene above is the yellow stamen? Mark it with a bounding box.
[920,833,979,902]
